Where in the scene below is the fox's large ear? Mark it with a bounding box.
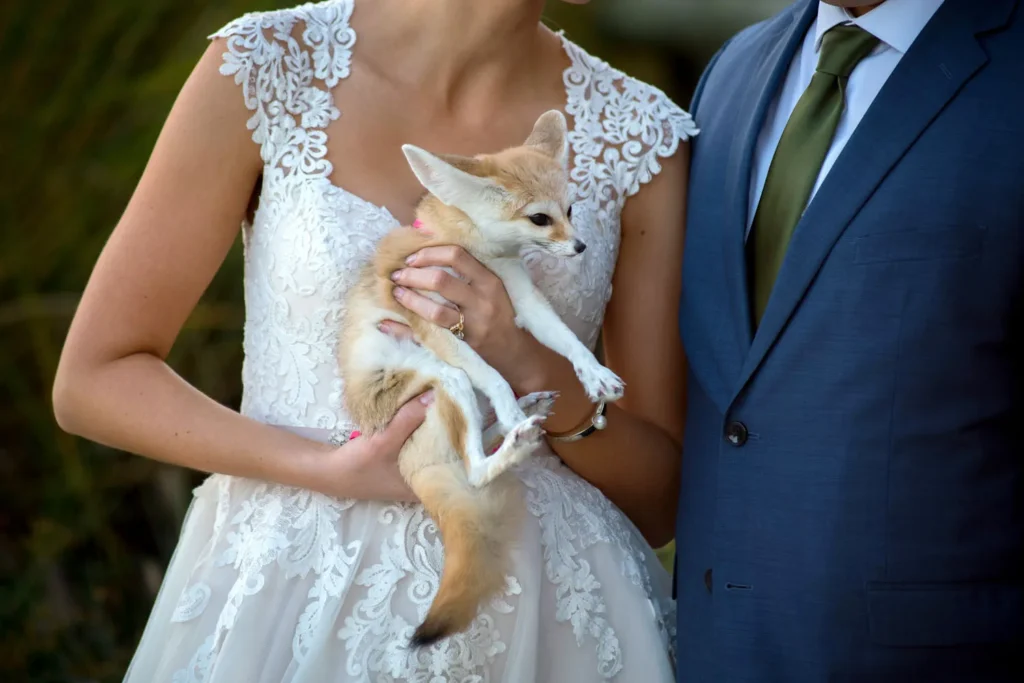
[402,145,499,208]
[524,110,569,168]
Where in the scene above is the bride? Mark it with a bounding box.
[52,0,695,680]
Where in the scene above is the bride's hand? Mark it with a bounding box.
[388,246,539,387]
[317,390,434,503]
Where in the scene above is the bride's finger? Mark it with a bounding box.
[405,245,495,286]
[392,287,462,329]
[390,266,473,306]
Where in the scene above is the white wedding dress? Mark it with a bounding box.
[123,2,697,681]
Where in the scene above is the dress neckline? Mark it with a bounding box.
[318,24,587,227]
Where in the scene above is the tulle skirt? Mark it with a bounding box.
[123,429,675,683]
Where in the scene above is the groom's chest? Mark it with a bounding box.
[681,20,1024,407]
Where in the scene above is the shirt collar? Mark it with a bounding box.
[815,0,945,55]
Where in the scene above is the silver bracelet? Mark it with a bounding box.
[547,401,608,443]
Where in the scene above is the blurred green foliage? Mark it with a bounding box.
[0,1,690,681]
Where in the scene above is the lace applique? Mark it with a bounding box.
[560,37,697,202]
[213,1,354,171]
[171,584,212,623]
[337,504,522,682]
[170,481,362,681]
[171,634,216,683]
[521,457,676,678]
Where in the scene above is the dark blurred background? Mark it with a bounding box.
[0,1,787,681]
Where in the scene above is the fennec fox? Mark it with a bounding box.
[338,110,624,646]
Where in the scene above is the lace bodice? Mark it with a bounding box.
[212,0,697,432]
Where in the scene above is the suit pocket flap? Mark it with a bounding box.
[854,226,985,264]
[866,581,1023,647]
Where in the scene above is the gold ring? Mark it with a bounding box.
[449,310,465,340]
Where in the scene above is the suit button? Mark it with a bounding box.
[725,421,748,446]
[704,568,713,594]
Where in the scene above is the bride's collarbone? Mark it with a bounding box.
[321,121,549,226]
[322,87,570,217]
[324,151,425,224]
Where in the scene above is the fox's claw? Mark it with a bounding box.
[474,415,544,486]
[507,415,545,451]
[517,391,559,420]
[576,364,625,402]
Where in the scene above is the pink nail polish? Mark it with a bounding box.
[419,390,435,405]
[349,430,361,439]
[412,219,424,229]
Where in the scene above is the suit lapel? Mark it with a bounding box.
[718,0,817,372]
[732,0,1016,400]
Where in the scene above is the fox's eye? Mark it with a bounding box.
[528,213,553,227]
[566,206,573,220]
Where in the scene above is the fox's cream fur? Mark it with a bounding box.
[338,110,625,647]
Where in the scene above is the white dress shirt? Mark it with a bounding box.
[747,0,946,234]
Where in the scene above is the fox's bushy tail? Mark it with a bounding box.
[407,462,519,647]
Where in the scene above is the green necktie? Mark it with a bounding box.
[749,25,880,325]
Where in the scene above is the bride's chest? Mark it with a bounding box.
[248,174,619,347]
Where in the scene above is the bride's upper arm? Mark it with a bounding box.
[54,39,261,388]
[601,144,689,447]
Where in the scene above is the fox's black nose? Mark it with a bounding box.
[573,240,587,254]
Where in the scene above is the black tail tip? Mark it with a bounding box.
[410,621,449,648]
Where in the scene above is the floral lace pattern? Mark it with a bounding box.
[336,503,524,682]
[521,459,677,677]
[146,1,694,681]
[524,36,698,347]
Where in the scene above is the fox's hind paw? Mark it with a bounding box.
[471,415,544,487]
[517,391,559,420]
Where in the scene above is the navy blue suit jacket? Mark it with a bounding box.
[676,0,1023,680]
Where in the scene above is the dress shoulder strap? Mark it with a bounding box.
[208,0,356,178]
[560,34,698,207]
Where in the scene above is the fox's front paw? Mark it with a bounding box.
[575,363,625,402]
[493,395,529,433]
[517,391,559,421]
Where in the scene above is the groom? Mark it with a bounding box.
[677,0,1022,681]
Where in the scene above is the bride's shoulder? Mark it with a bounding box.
[561,33,696,143]
[208,0,357,88]
[557,33,698,196]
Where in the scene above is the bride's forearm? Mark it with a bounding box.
[508,337,680,546]
[53,352,341,492]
